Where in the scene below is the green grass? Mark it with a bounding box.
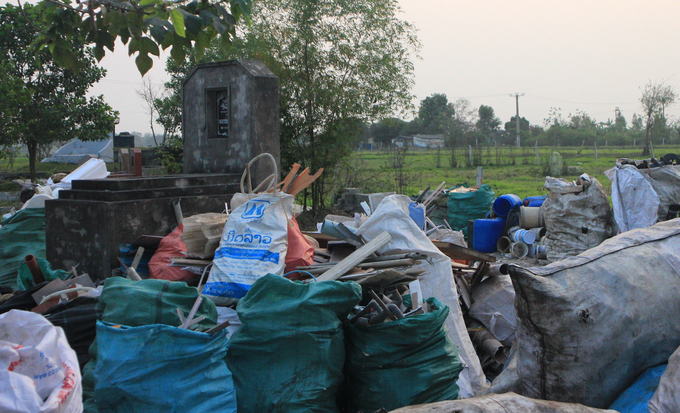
[0,157,121,178]
[352,145,680,199]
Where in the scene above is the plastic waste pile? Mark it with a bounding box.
[3,153,680,413]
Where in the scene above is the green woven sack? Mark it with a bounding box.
[0,208,46,289]
[345,298,464,412]
[227,274,361,413]
[447,184,495,239]
[83,278,218,413]
[17,257,70,290]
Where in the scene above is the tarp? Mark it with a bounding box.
[42,138,114,163]
[609,364,666,413]
[607,164,660,232]
[0,208,46,289]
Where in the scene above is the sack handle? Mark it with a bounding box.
[240,153,279,194]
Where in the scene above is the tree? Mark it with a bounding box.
[28,0,250,75]
[371,118,407,147]
[631,113,644,131]
[614,108,627,131]
[418,94,455,134]
[505,116,530,134]
[640,80,676,155]
[135,77,165,146]
[228,0,420,212]
[476,105,501,134]
[0,3,117,180]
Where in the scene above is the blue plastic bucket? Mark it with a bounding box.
[510,227,537,244]
[493,194,522,217]
[523,195,547,207]
[473,218,506,253]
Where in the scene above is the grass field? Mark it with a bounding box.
[351,144,680,200]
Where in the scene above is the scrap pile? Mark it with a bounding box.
[5,153,680,413]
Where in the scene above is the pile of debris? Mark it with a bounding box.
[4,153,680,413]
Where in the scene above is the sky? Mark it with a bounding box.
[86,0,680,134]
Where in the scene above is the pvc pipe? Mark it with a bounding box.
[536,245,548,260]
[519,206,545,229]
[479,263,509,278]
[497,236,512,254]
[511,241,529,258]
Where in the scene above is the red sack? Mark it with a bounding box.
[284,216,314,274]
[149,224,196,282]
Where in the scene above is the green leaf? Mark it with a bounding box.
[184,13,203,36]
[94,45,106,61]
[139,0,161,6]
[169,9,185,38]
[212,17,227,34]
[129,37,160,57]
[199,9,219,25]
[170,44,186,63]
[52,46,79,70]
[149,24,169,45]
[135,53,153,75]
[196,30,210,49]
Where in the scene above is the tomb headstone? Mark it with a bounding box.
[183,60,280,182]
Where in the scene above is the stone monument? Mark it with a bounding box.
[183,60,280,183]
[46,59,280,279]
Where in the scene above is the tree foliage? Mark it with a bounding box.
[228,0,420,211]
[417,93,455,134]
[0,3,117,180]
[370,118,406,147]
[30,0,251,75]
[640,80,676,155]
[476,105,501,134]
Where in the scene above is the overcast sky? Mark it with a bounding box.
[87,0,680,135]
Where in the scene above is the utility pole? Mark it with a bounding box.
[510,93,525,147]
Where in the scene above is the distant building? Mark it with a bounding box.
[391,136,414,147]
[413,134,445,148]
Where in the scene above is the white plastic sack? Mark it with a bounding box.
[356,195,487,398]
[649,345,680,413]
[606,164,660,233]
[468,275,516,346]
[643,164,680,222]
[0,310,82,413]
[203,192,294,305]
[389,392,617,413]
[541,175,612,262]
[490,219,680,408]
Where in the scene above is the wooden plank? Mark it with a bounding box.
[469,261,489,290]
[432,241,496,262]
[289,168,324,196]
[316,231,392,282]
[422,181,446,207]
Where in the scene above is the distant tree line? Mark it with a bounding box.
[366,81,678,152]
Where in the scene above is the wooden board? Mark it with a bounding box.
[316,231,392,282]
[432,241,496,262]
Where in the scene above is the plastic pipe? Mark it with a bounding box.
[24,255,45,284]
[497,236,512,254]
[511,241,529,258]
